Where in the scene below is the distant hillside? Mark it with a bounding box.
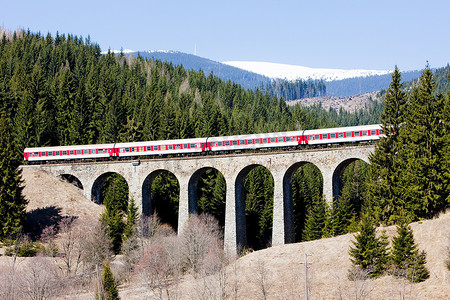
[121,50,425,97]
[132,51,272,90]
[326,70,422,97]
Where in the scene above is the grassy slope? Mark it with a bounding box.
[14,167,450,299]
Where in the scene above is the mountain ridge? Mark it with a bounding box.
[110,49,422,97]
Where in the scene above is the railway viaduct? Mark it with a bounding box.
[29,145,374,254]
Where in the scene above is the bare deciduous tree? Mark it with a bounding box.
[56,216,112,275]
[253,258,272,300]
[135,241,177,300]
[19,256,61,300]
[346,266,374,300]
[180,213,223,275]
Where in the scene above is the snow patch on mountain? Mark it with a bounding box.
[222,61,392,82]
[101,49,135,54]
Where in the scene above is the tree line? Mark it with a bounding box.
[0,29,379,249]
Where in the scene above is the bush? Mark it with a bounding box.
[4,239,44,257]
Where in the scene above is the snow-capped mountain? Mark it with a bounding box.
[222,61,392,82]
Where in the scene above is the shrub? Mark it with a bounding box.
[4,239,44,257]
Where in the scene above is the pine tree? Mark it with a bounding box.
[123,197,138,241]
[400,65,446,219]
[101,174,129,254]
[0,112,28,239]
[348,215,389,277]
[391,221,429,282]
[303,196,330,241]
[366,66,408,224]
[98,259,120,300]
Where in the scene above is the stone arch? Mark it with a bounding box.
[188,167,226,226]
[142,169,180,230]
[283,162,323,243]
[235,164,274,250]
[91,172,129,204]
[59,174,83,190]
[332,158,369,202]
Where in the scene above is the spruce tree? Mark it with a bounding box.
[391,221,429,282]
[366,66,407,224]
[99,259,120,300]
[400,65,446,219]
[348,215,389,277]
[303,196,330,241]
[123,197,138,242]
[0,112,28,240]
[101,174,129,254]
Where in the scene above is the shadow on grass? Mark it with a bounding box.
[25,206,77,240]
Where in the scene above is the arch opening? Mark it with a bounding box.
[284,162,323,243]
[236,164,274,251]
[188,167,226,228]
[142,170,180,231]
[91,172,129,210]
[332,159,369,236]
[59,174,83,190]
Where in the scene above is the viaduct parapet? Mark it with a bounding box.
[28,145,374,254]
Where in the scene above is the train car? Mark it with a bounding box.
[115,137,208,157]
[23,124,383,162]
[303,124,382,145]
[24,143,116,162]
[208,130,306,152]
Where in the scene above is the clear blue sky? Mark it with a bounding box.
[2,0,449,71]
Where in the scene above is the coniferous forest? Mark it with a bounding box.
[0,29,449,253]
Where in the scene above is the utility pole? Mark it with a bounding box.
[300,254,312,300]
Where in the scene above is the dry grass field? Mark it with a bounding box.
[1,167,448,299]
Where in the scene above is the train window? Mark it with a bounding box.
[56,151,60,155]
[167,145,172,150]
[175,144,181,149]
[308,135,312,140]
[262,138,268,143]
[189,143,195,148]
[69,150,74,155]
[33,152,38,156]
[322,134,328,139]
[232,141,238,145]
[314,134,320,140]
[248,139,253,144]
[370,130,376,135]
[183,144,188,149]
[132,147,136,152]
[338,132,344,138]
[63,151,68,155]
[197,143,202,148]
[255,139,261,144]
[125,148,130,152]
[346,132,352,137]
[41,152,46,156]
[83,150,88,154]
[354,131,361,137]
[217,142,223,146]
[76,150,81,154]
[225,141,230,146]
[331,133,336,138]
[48,151,53,156]
[286,137,291,142]
[240,140,245,145]
[270,138,275,143]
[362,131,368,136]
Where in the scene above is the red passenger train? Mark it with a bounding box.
[24,124,383,162]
